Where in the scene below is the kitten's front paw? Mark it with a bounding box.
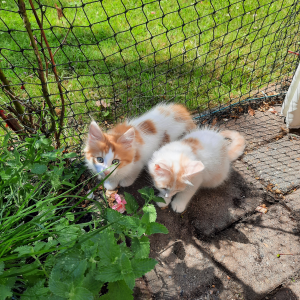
[104,181,118,190]
[171,197,187,213]
[156,201,169,208]
[119,177,135,187]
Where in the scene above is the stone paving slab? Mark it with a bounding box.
[119,160,271,299]
[197,204,300,300]
[242,136,300,193]
[218,106,286,150]
[190,160,269,237]
[284,189,300,213]
[267,277,300,300]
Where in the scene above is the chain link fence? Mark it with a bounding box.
[0,0,299,153]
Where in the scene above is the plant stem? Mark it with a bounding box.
[18,0,57,136]
[0,68,26,117]
[32,254,49,278]
[28,0,65,147]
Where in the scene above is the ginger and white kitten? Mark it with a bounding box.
[84,103,196,190]
[148,128,245,213]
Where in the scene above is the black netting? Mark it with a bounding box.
[0,0,299,154]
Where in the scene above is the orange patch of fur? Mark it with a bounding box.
[86,122,144,169]
[154,155,189,191]
[175,155,190,191]
[138,120,157,135]
[161,131,170,146]
[158,106,171,116]
[172,104,196,131]
[182,137,202,154]
[134,150,141,162]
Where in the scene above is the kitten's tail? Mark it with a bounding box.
[220,130,245,162]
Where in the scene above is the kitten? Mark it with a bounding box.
[148,128,245,213]
[84,103,196,190]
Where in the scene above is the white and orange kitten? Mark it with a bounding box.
[84,103,196,190]
[148,128,245,213]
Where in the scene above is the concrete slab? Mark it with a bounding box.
[198,204,300,300]
[242,136,300,193]
[144,207,245,299]
[190,160,268,237]
[284,189,300,213]
[267,277,300,300]
[218,106,286,150]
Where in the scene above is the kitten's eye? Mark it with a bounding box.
[112,159,120,165]
[96,157,104,163]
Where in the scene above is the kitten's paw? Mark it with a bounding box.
[156,201,169,208]
[104,181,118,190]
[119,178,135,187]
[171,198,187,213]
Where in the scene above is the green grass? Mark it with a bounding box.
[0,0,299,147]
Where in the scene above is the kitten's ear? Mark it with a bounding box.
[182,161,204,185]
[117,128,135,149]
[88,121,105,143]
[154,162,171,177]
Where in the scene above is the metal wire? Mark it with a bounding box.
[0,0,299,151]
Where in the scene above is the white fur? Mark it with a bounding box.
[148,128,245,213]
[84,103,194,190]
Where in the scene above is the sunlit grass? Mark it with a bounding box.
[0,0,299,146]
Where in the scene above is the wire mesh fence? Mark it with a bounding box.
[0,0,299,154]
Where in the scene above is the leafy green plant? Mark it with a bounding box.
[0,133,83,208]
[0,188,168,299]
[0,134,168,299]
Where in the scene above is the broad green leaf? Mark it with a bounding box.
[146,222,169,235]
[54,250,82,274]
[41,152,57,160]
[31,164,47,174]
[69,287,93,300]
[21,279,49,300]
[131,236,150,259]
[152,196,166,203]
[0,285,12,300]
[138,187,154,201]
[119,242,133,259]
[0,262,4,275]
[98,229,121,265]
[141,212,150,225]
[0,277,16,300]
[72,260,87,286]
[81,271,104,295]
[124,192,139,214]
[95,263,122,282]
[63,152,77,158]
[14,245,33,257]
[120,253,135,290]
[142,204,157,222]
[106,208,122,223]
[99,280,133,300]
[57,225,81,246]
[34,241,47,252]
[49,280,70,298]
[131,258,157,278]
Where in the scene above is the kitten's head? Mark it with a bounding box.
[148,154,205,200]
[84,121,136,178]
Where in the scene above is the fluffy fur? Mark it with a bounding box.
[84,103,196,190]
[148,128,246,213]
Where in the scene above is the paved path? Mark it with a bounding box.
[121,104,300,300]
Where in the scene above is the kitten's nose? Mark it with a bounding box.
[103,171,110,176]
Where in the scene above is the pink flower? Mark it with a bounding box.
[112,194,127,213]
